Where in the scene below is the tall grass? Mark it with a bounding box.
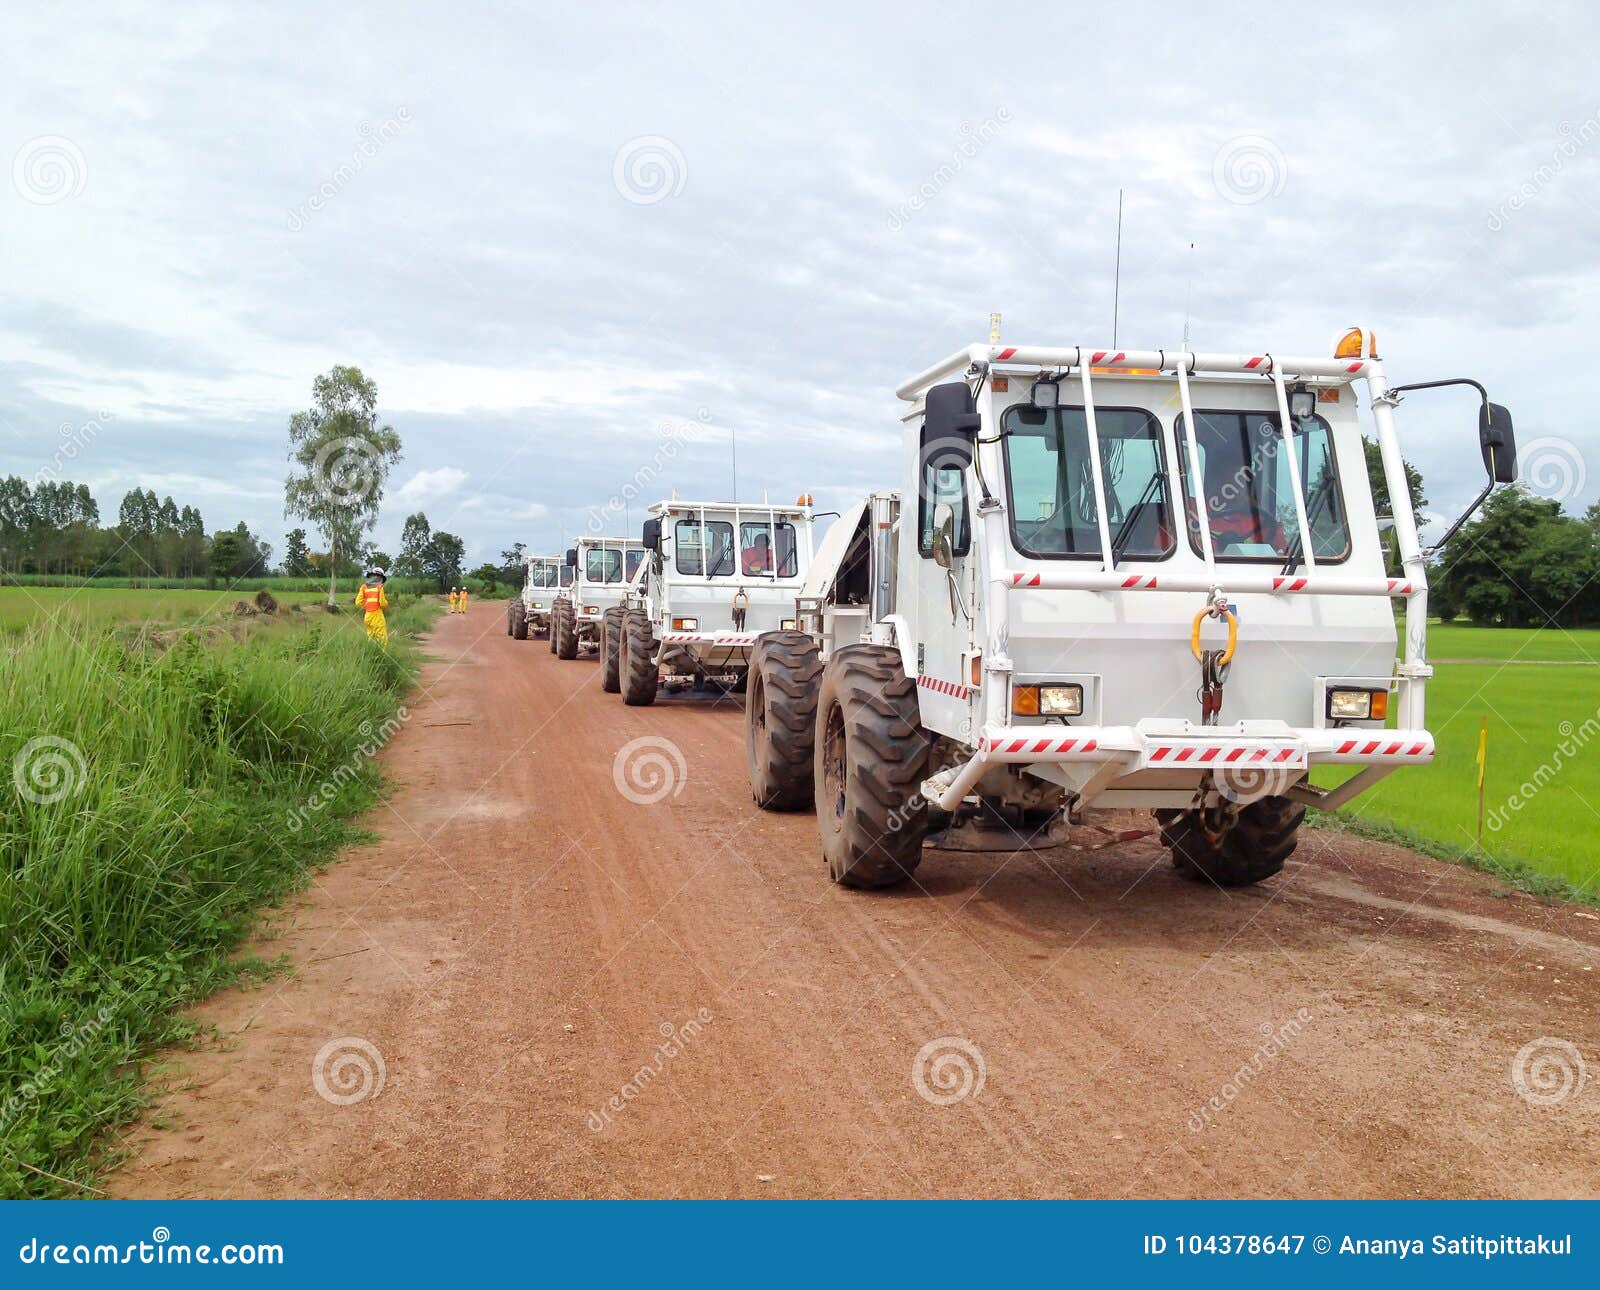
[0,599,438,1196]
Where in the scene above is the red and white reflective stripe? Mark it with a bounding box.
[1120,574,1158,589]
[1386,579,1413,595]
[661,632,757,646]
[1145,743,1307,768]
[995,346,1017,360]
[1243,356,1266,369]
[1089,351,1125,364]
[1011,572,1043,587]
[981,734,1100,756]
[917,675,970,701]
[1271,576,1308,592]
[1332,737,1434,761]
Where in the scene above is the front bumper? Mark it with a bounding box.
[659,631,758,648]
[975,724,1433,767]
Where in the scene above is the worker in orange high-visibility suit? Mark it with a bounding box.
[355,569,389,647]
[447,587,459,613]
[458,585,470,613]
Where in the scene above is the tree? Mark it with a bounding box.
[208,529,245,580]
[498,542,527,585]
[423,530,466,591]
[1362,437,1427,518]
[469,561,500,593]
[396,511,432,580]
[1432,486,1600,628]
[283,528,312,577]
[284,366,402,608]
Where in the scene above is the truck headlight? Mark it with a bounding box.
[530,601,543,610]
[780,618,799,631]
[672,617,699,631]
[1012,683,1083,717]
[1039,684,1083,716]
[583,605,599,615]
[1327,687,1388,720]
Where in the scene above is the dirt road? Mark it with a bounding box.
[109,603,1600,1198]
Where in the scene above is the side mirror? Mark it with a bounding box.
[1479,402,1517,484]
[931,502,956,569]
[641,517,661,551]
[565,547,578,567]
[923,382,980,468]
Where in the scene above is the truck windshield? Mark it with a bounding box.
[1001,405,1172,559]
[675,520,735,576]
[585,548,622,582]
[738,521,798,577]
[1175,411,1350,561]
[528,561,559,588]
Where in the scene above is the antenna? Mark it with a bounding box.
[1182,241,1195,351]
[1112,188,1124,347]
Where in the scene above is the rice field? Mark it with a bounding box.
[1315,621,1600,898]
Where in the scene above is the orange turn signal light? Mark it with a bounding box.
[1011,685,1040,716]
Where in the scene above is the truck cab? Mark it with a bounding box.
[509,553,563,639]
[552,536,646,660]
[603,499,815,704]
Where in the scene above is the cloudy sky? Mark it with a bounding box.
[4,2,1597,566]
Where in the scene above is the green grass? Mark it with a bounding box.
[1314,622,1600,899]
[0,586,336,633]
[0,597,441,1197]
[1425,621,1600,663]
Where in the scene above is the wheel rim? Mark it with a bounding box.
[822,701,846,833]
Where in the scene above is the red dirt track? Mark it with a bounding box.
[109,603,1600,1199]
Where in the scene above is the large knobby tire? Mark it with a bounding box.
[548,608,558,652]
[600,607,623,693]
[621,610,658,706]
[1160,796,1305,887]
[814,644,931,889]
[747,631,823,810]
[511,601,529,640]
[555,602,579,660]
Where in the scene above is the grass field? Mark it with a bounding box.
[0,586,336,633]
[1315,621,1600,899]
[0,597,440,1196]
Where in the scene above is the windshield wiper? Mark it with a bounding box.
[1108,473,1165,564]
[1281,472,1336,574]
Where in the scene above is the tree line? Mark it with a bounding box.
[0,477,274,581]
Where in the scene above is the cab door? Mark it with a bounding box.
[909,420,977,740]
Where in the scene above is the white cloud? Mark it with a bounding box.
[390,466,468,508]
